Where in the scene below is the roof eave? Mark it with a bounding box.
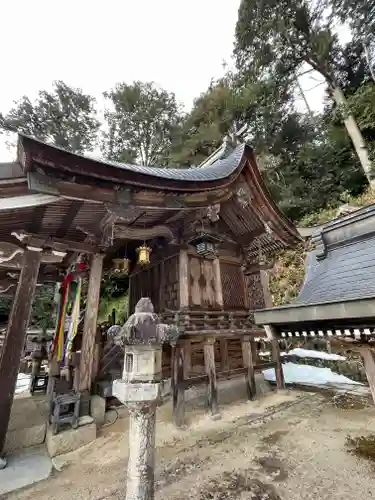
[254,296,375,327]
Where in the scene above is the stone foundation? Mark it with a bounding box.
[4,397,47,454]
[90,395,106,426]
[45,416,96,458]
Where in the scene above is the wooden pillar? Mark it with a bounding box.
[91,326,103,384]
[0,248,42,457]
[259,270,273,308]
[172,343,185,427]
[77,253,104,393]
[271,338,285,390]
[265,324,285,390]
[179,250,189,309]
[242,335,256,400]
[204,336,220,419]
[212,258,223,308]
[219,338,229,372]
[360,347,375,404]
[183,339,191,378]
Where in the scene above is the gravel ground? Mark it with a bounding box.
[3,389,375,500]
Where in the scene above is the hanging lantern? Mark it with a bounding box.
[137,244,152,266]
[112,257,130,275]
[188,232,221,259]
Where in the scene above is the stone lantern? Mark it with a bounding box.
[112,298,178,500]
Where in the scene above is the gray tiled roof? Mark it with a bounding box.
[101,144,244,181]
[20,134,246,183]
[254,203,375,328]
[294,237,375,305]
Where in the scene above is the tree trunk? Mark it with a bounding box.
[331,86,373,184]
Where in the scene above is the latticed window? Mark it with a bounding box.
[220,262,246,309]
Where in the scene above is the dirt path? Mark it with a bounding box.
[3,390,375,500]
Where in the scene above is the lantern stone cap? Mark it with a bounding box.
[108,298,179,347]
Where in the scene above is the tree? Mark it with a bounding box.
[171,73,294,166]
[331,0,375,46]
[235,0,374,183]
[31,285,56,333]
[1,81,100,154]
[102,81,183,165]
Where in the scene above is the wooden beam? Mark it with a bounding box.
[0,248,42,457]
[172,343,185,427]
[76,253,104,393]
[183,339,191,378]
[29,204,48,234]
[259,270,273,308]
[27,170,232,209]
[11,231,98,254]
[114,225,175,242]
[91,326,103,384]
[56,201,84,238]
[219,338,229,372]
[179,250,189,309]
[359,347,375,405]
[212,258,223,308]
[204,337,220,419]
[271,339,285,390]
[242,335,256,400]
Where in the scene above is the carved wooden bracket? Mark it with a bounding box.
[206,204,220,222]
[10,231,92,256]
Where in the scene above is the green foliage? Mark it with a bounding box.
[0,296,12,322]
[347,84,375,142]
[331,0,375,45]
[234,0,340,83]
[99,271,129,325]
[269,242,309,306]
[1,81,100,153]
[99,294,128,325]
[266,119,367,221]
[0,285,55,330]
[31,285,55,332]
[334,40,373,95]
[102,81,183,165]
[171,74,294,167]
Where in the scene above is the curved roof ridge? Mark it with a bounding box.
[18,133,246,183]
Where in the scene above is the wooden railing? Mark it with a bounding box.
[161,309,265,336]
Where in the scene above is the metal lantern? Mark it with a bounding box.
[137,244,152,266]
[112,257,130,275]
[188,232,221,259]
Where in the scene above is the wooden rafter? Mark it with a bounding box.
[56,200,84,238]
[28,204,48,234]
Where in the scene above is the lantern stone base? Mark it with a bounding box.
[46,416,96,458]
[112,380,161,405]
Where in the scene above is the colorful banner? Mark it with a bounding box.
[64,278,82,362]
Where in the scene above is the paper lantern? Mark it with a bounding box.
[188,232,221,258]
[112,257,130,274]
[137,245,152,265]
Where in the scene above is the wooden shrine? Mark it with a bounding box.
[0,133,301,456]
[255,204,375,403]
